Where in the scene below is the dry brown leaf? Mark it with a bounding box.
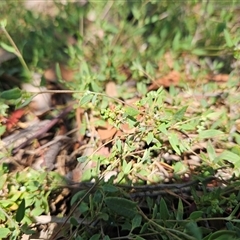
[119,123,135,134]
[162,52,174,69]
[148,71,181,90]
[97,122,117,141]
[96,146,110,157]
[5,109,25,131]
[207,74,230,82]
[72,160,97,182]
[235,119,240,132]
[105,81,118,97]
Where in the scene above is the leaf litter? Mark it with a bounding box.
[1,60,240,239]
[1,72,239,184]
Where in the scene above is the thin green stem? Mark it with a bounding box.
[137,206,195,240]
[27,89,138,109]
[0,206,18,228]
[1,26,31,76]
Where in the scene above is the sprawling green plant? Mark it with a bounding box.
[1,0,240,239]
[0,164,66,239]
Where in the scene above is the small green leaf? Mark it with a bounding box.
[126,116,137,128]
[231,146,240,156]
[18,94,38,108]
[145,132,154,145]
[185,221,202,240]
[16,198,25,222]
[174,106,188,121]
[70,216,79,227]
[0,228,10,238]
[125,106,139,117]
[79,93,93,106]
[137,82,147,95]
[217,150,240,165]
[146,197,153,209]
[176,198,183,221]
[0,88,22,100]
[78,202,89,214]
[191,48,207,56]
[0,19,7,28]
[131,6,141,20]
[206,111,223,121]
[81,60,90,75]
[224,29,234,48]
[174,162,188,174]
[116,138,122,152]
[142,149,150,162]
[31,207,44,217]
[121,221,132,231]
[0,210,6,221]
[103,236,111,240]
[189,211,203,220]
[207,230,238,240]
[91,94,97,105]
[172,31,181,51]
[77,156,88,163]
[131,214,142,230]
[152,204,158,218]
[135,237,145,240]
[10,190,22,202]
[98,213,109,221]
[102,184,118,192]
[81,168,92,181]
[0,42,16,54]
[160,198,169,220]
[71,190,87,205]
[199,129,224,139]
[231,219,240,223]
[91,81,101,92]
[146,61,155,75]
[0,102,9,116]
[140,222,149,234]
[228,204,240,218]
[104,197,137,219]
[168,133,181,155]
[0,174,7,189]
[55,63,62,80]
[206,141,217,162]
[89,233,101,240]
[123,161,132,175]
[158,122,169,134]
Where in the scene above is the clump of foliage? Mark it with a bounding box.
[0,164,65,239]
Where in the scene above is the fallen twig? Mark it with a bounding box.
[11,104,73,155]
